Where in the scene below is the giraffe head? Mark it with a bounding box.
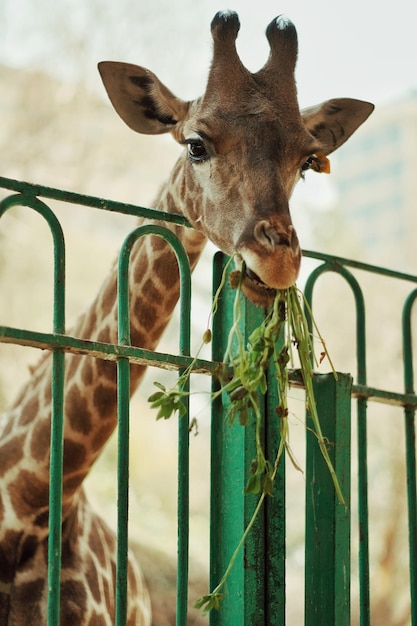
[98,11,373,306]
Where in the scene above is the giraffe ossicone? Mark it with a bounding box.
[0,12,373,625]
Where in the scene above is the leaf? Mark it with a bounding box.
[147,391,165,405]
[194,593,223,614]
[259,374,267,395]
[245,473,261,495]
[228,385,247,402]
[156,403,175,420]
[176,400,187,418]
[153,381,167,392]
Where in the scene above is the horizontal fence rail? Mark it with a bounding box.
[0,176,416,625]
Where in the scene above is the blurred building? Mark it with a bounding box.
[332,91,417,273]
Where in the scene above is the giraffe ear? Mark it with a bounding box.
[302,98,374,155]
[98,61,190,135]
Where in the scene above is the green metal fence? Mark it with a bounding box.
[0,176,416,625]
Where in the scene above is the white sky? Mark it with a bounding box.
[1,0,416,109]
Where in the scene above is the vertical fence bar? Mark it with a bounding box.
[175,233,192,626]
[47,350,66,626]
[47,211,66,626]
[265,362,286,626]
[115,354,131,626]
[304,373,352,626]
[116,229,135,626]
[210,252,267,625]
[116,224,192,625]
[356,396,370,626]
[403,289,417,625]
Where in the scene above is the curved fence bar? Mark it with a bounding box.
[0,192,66,331]
[402,289,417,625]
[0,191,66,625]
[403,288,417,395]
[304,259,371,623]
[117,223,192,626]
[303,261,367,383]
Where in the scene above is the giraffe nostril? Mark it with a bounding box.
[254,220,293,250]
[278,232,291,247]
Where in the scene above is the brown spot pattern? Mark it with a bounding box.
[130,329,147,349]
[91,420,116,453]
[33,509,49,529]
[0,530,20,582]
[12,578,44,621]
[93,384,116,419]
[97,326,113,344]
[9,470,49,515]
[81,359,94,386]
[63,439,87,475]
[60,579,87,626]
[95,358,117,384]
[141,277,161,302]
[63,470,88,497]
[67,385,92,435]
[153,250,179,288]
[133,253,149,285]
[19,534,38,569]
[150,233,168,252]
[0,434,25,477]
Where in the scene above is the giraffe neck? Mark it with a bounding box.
[0,152,207,525]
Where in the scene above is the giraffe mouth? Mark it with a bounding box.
[242,267,277,307]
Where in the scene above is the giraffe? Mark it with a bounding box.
[0,11,373,625]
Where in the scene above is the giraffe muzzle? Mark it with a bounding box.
[237,219,301,306]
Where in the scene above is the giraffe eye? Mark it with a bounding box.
[187,140,209,163]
